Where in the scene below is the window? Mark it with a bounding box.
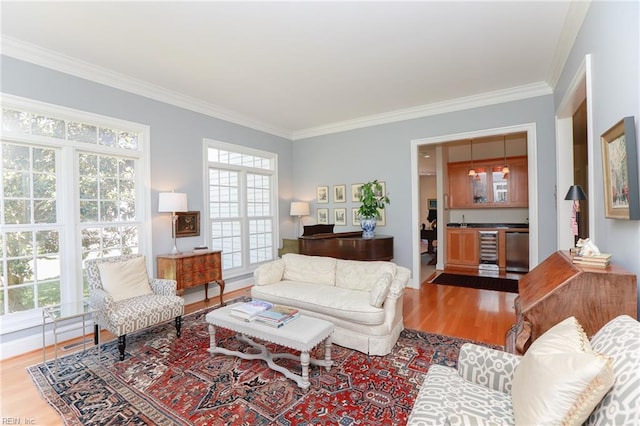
[0,95,150,329]
[206,140,277,276]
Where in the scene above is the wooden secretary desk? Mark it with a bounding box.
[157,250,225,305]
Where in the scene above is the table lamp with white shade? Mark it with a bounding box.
[158,192,188,254]
[290,201,310,237]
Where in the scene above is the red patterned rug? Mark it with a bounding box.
[28,299,498,425]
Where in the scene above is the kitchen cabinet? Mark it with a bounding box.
[446,228,479,269]
[447,156,528,208]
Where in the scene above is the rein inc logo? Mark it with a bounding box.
[1,419,35,425]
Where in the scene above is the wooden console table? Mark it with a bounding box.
[157,250,225,305]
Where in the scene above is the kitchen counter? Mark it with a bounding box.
[447,223,528,229]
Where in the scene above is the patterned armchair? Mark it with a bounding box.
[408,315,639,425]
[86,254,185,361]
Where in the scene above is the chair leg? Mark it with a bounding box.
[175,316,182,337]
[118,335,126,361]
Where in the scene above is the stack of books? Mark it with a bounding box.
[255,305,300,328]
[230,299,274,321]
[572,253,612,268]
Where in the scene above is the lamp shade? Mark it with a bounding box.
[290,201,310,216]
[564,185,587,201]
[158,192,188,212]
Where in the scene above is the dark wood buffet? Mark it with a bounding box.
[298,230,394,261]
[511,250,637,354]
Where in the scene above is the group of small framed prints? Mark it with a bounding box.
[316,183,386,227]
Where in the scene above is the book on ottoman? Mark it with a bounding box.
[230,299,274,321]
[256,306,300,328]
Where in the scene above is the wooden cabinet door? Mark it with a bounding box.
[446,229,479,267]
[448,163,473,208]
[507,156,528,207]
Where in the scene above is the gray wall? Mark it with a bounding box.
[294,95,557,272]
[555,1,640,277]
[1,56,294,280]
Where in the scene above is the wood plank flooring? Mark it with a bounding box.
[0,279,516,424]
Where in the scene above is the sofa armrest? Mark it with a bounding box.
[388,266,411,299]
[151,278,177,296]
[254,259,285,285]
[457,343,521,393]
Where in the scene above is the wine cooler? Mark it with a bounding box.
[478,231,499,272]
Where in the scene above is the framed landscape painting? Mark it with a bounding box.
[601,116,639,220]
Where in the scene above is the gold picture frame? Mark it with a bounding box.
[175,211,200,237]
[601,116,639,220]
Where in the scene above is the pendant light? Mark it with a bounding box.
[468,139,476,177]
[501,135,510,178]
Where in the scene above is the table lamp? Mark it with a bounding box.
[290,201,310,237]
[158,192,188,254]
[564,185,587,246]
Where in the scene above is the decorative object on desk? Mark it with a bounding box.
[575,237,600,256]
[27,299,492,425]
[176,211,200,237]
[601,116,640,220]
[158,191,188,254]
[317,207,329,224]
[572,253,612,268]
[334,207,347,226]
[333,184,346,203]
[357,180,390,238]
[564,184,587,245]
[193,246,209,252]
[289,201,310,237]
[316,185,329,203]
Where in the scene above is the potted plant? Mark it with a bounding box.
[357,180,390,239]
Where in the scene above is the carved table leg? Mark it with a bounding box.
[207,323,216,351]
[300,351,310,389]
[323,336,333,371]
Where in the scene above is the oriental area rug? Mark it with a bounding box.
[430,272,519,293]
[28,300,496,425]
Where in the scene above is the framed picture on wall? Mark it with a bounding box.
[334,208,347,225]
[601,116,640,220]
[317,186,329,204]
[317,208,329,224]
[333,184,346,203]
[351,183,363,202]
[377,208,386,226]
[176,211,200,237]
[352,208,361,226]
[428,199,437,209]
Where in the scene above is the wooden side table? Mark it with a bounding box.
[157,250,225,305]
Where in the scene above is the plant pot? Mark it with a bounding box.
[360,216,377,239]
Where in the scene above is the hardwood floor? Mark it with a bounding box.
[0,281,516,424]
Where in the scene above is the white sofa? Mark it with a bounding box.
[251,253,411,356]
[407,315,640,425]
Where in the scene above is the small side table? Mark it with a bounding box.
[157,250,225,305]
[42,300,99,377]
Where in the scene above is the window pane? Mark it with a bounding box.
[8,286,34,313]
[68,122,97,144]
[38,280,61,307]
[2,109,31,134]
[31,115,65,139]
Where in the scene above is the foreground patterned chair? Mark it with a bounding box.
[408,315,639,425]
[86,253,185,361]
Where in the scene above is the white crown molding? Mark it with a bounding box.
[1,37,293,140]
[547,0,591,89]
[292,82,553,140]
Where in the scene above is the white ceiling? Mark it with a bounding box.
[1,1,587,140]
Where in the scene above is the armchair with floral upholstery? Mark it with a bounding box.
[86,253,185,361]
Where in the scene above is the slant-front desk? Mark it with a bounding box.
[298,229,393,261]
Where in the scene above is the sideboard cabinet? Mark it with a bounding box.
[157,250,225,305]
[448,156,528,208]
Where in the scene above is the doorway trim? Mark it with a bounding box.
[410,123,539,289]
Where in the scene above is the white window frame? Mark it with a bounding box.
[203,139,278,279]
[0,94,151,333]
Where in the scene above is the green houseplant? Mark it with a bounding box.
[357,180,390,238]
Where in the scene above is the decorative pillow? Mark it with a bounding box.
[282,253,336,285]
[511,316,614,426]
[254,259,284,285]
[369,273,392,308]
[98,256,153,302]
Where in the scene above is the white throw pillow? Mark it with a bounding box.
[98,256,153,302]
[511,316,614,426]
[369,273,392,308]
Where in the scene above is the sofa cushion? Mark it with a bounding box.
[282,253,336,285]
[97,256,153,302]
[335,259,396,291]
[511,316,614,426]
[407,365,514,426]
[369,273,392,308]
[584,315,640,425]
[251,281,385,325]
[254,259,284,285]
